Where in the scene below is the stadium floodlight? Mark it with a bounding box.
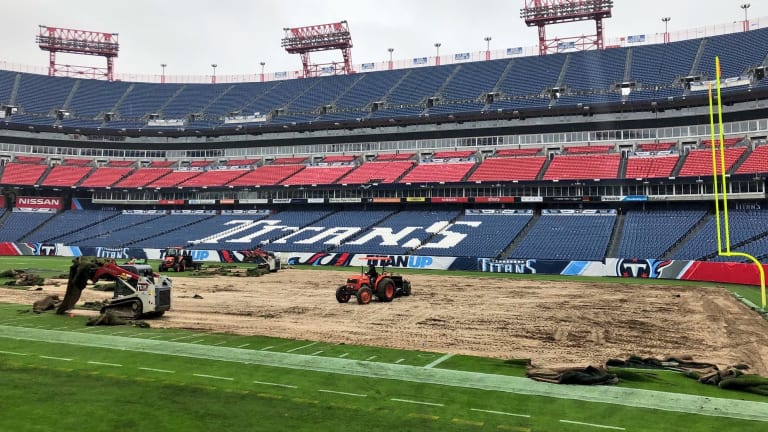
[662,17,671,43]
[260,62,266,82]
[484,36,492,61]
[161,63,167,84]
[211,64,218,84]
[282,21,354,78]
[36,25,119,80]
[434,43,442,65]
[520,0,613,55]
[741,3,751,32]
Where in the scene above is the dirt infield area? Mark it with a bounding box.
[4,268,768,375]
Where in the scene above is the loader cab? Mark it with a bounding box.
[119,264,154,279]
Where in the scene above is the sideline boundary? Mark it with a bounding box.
[1,325,767,422]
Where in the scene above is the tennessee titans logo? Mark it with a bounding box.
[616,258,674,278]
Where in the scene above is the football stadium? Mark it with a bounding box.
[1,1,768,431]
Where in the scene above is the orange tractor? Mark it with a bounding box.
[335,258,412,305]
[158,247,202,272]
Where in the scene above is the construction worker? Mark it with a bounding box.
[366,263,378,284]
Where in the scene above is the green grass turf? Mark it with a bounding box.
[1,304,766,404]
[1,334,766,432]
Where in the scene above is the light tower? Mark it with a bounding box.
[281,20,354,78]
[520,0,614,56]
[741,3,751,32]
[36,25,119,80]
[662,17,671,43]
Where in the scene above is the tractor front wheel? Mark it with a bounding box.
[336,286,351,303]
[356,286,373,305]
[376,278,395,302]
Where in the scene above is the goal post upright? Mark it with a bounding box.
[709,56,766,309]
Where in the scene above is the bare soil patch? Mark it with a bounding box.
[3,269,768,375]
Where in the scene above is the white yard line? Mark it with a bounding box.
[139,367,175,374]
[310,351,323,356]
[39,355,72,361]
[88,361,122,367]
[0,350,28,356]
[253,380,297,389]
[193,373,234,381]
[365,355,377,361]
[338,353,349,358]
[424,353,454,369]
[235,343,250,348]
[391,398,444,407]
[470,408,530,418]
[559,420,625,430]
[260,346,274,351]
[168,335,196,342]
[318,389,367,397]
[286,342,318,353]
[395,358,405,364]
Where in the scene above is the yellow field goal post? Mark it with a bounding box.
[708,56,766,309]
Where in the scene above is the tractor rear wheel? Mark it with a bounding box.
[376,278,395,302]
[335,286,351,303]
[356,286,373,305]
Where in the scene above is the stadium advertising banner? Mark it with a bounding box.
[455,53,471,61]
[413,57,428,65]
[15,196,62,211]
[286,252,455,270]
[373,198,402,204]
[476,258,571,274]
[474,196,516,204]
[329,198,361,203]
[601,195,649,202]
[143,248,219,262]
[431,197,469,203]
[506,47,523,55]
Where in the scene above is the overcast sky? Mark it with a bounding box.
[0,0,764,78]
